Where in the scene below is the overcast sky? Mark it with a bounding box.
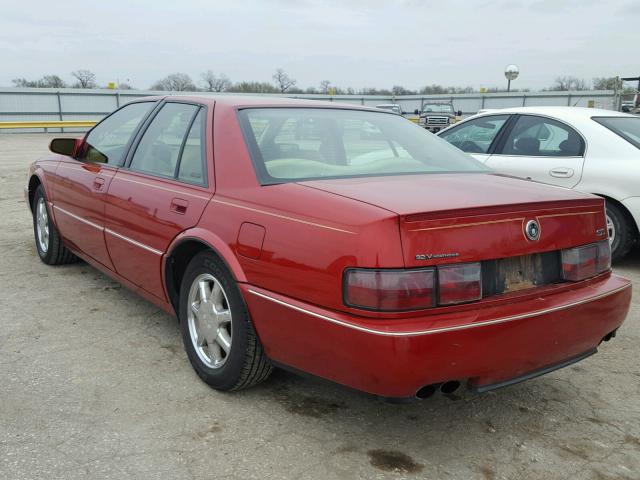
[1,0,637,91]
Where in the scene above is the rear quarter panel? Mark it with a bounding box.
[205,104,405,312]
[575,119,640,202]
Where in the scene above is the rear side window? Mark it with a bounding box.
[79,102,154,165]
[177,109,206,183]
[129,103,206,185]
[593,116,640,150]
[439,115,509,153]
[501,115,584,157]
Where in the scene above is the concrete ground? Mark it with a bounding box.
[1,133,639,480]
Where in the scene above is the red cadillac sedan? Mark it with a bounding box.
[26,96,631,399]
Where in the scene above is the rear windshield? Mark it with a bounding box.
[238,108,490,184]
[592,116,640,150]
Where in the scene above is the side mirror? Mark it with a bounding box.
[414,109,419,115]
[50,138,81,157]
[457,110,463,116]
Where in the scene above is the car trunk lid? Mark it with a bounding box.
[298,173,607,269]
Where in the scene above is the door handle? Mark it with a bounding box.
[170,197,189,214]
[549,167,574,178]
[93,176,105,190]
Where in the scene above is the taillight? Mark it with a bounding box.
[344,262,482,311]
[344,268,435,311]
[438,262,482,305]
[561,240,611,281]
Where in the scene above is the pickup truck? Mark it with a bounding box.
[414,102,462,133]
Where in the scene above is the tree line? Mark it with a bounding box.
[10,69,634,94]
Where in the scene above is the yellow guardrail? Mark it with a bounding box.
[0,120,97,130]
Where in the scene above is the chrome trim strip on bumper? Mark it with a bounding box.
[248,282,631,337]
[53,205,163,256]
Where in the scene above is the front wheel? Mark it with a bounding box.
[606,202,636,262]
[179,251,272,391]
[32,185,78,265]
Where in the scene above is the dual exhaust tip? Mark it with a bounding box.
[416,380,461,399]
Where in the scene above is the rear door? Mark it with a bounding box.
[438,114,511,163]
[485,114,586,188]
[51,101,156,268]
[103,101,213,300]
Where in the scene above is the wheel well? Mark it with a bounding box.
[595,194,639,240]
[28,175,42,210]
[165,239,222,315]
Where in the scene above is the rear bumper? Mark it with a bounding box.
[242,274,632,398]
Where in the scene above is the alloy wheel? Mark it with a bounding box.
[187,273,233,369]
[606,213,616,246]
[36,197,49,253]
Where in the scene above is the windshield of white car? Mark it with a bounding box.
[422,104,454,114]
[238,108,491,184]
[593,116,640,150]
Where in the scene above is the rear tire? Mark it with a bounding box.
[32,185,78,265]
[179,251,272,391]
[606,201,635,262]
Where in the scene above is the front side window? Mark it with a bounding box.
[129,103,205,184]
[79,102,154,165]
[593,116,640,150]
[501,115,584,157]
[439,115,509,153]
[238,108,490,184]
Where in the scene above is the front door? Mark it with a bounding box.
[51,101,157,268]
[103,102,213,300]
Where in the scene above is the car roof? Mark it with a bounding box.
[469,106,631,121]
[140,94,383,112]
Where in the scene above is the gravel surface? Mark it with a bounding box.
[1,134,639,480]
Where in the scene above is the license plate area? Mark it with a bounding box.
[482,251,562,297]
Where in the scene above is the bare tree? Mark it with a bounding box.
[550,76,588,91]
[319,80,331,94]
[12,78,33,87]
[593,76,623,91]
[392,85,416,96]
[151,73,197,91]
[42,75,67,87]
[13,75,67,88]
[272,68,296,94]
[71,70,97,88]
[228,81,279,93]
[200,70,231,92]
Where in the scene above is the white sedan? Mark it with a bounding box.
[437,106,640,261]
